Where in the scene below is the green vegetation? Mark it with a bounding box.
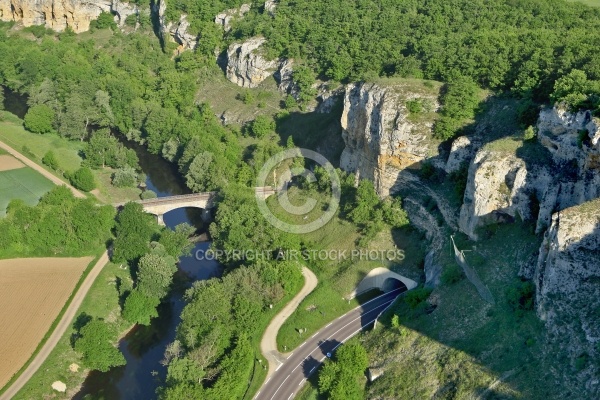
[41,150,58,170]
[0,165,55,217]
[74,318,126,372]
[23,104,55,134]
[69,166,96,192]
[159,261,303,399]
[318,342,368,400]
[0,186,114,257]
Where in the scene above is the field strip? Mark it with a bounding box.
[0,253,109,399]
[0,155,25,171]
[0,140,85,198]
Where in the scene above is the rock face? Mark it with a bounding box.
[214,3,250,32]
[339,82,440,197]
[459,106,600,239]
[225,37,278,88]
[534,199,600,396]
[0,0,112,32]
[155,0,197,51]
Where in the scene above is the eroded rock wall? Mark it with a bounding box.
[0,0,114,32]
[534,199,600,396]
[459,106,600,239]
[339,82,440,197]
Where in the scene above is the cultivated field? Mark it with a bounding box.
[0,257,92,390]
[0,155,24,171]
[0,164,54,216]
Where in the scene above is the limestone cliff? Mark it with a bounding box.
[214,3,250,32]
[533,199,600,396]
[0,0,116,32]
[155,0,197,51]
[458,106,600,239]
[339,81,440,197]
[225,36,293,89]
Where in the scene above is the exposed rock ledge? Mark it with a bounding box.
[534,199,600,396]
[225,36,293,89]
[0,0,137,33]
[339,81,440,197]
[459,106,600,240]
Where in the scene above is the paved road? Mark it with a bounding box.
[0,252,110,400]
[0,139,85,199]
[255,288,404,400]
[261,267,318,379]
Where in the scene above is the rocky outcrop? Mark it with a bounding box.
[534,199,600,396]
[112,0,137,26]
[225,36,280,88]
[0,0,139,32]
[459,106,600,239]
[155,0,197,51]
[264,0,276,15]
[339,82,440,197]
[214,3,250,32]
[0,0,113,32]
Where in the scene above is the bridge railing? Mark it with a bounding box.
[114,187,275,207]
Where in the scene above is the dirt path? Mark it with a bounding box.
[0,140,85,199]
[260,267,318,379]
[0,252,110,400]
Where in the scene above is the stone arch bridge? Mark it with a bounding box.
[115,187,275,225]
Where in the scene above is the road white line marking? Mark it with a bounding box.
[288,394,294,400]
[254,390,261,399]
[270,375,290,400]
[299,341,306,347]
[310,366,316,373]
[312,332,318,338]
[288,352,293,357]
[299,379,305,386]
[326,322,332,327]
[276,364,282,371]
[266,377,271,383]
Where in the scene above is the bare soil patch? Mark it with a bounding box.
[0,155,25,171]
[0,257,92,390]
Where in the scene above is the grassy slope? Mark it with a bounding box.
[0,112,141,203]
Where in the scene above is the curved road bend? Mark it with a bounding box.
[0,252,109,400]
[255,288,405,400]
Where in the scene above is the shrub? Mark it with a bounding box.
[124,14,137,27]
[70,167,96,192]
[441,263,463,285]
[406,99,423,114]
[506,280,535,316]
[404,288,433,309]
[249,115,275,138]
[91,12,117,31]
[24,104,55,134]
[523,125,537,141]
[141,190,157,200]
[112,166,137,188]
[42,150,59,170]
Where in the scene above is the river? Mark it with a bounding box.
[72,136,223,399]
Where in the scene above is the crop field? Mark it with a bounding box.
[0,162,54,216]
[0,257,92,390]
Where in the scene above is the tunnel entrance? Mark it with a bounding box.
[382,277,407,293]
